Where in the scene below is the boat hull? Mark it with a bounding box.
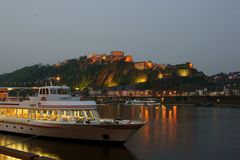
[0,121,143,143]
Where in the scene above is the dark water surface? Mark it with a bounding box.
[1,105,240,160]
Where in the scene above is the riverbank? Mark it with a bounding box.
[89,96,240,107]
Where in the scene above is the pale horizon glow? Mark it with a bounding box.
[0,0,240,75]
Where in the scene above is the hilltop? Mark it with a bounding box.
[0,51,212,91]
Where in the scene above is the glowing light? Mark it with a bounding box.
[75,87,80,90]
[56,76,61,81]
[104,74,118,87]
[169,110,173,119]
[105,81,118,87]
[77,76,92,90]
[188,62,193,68]
[7,88,13,91]
[135,74,147,83]
[162,106,166,122]
[162,105,166,110]
[158,73,163,79]
[177,69,190,77]
[125,56,133,62]
[144,107,149,121]
[173,106,177,124]
[161,97,165,102]
[146,62,153,68]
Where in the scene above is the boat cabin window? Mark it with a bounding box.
[39,87,70,95]
[50,88,57,94]
[57,88,69,95]
[39,89,49,95]
[0,108,99,122]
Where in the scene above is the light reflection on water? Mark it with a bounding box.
[0,134,60,160]
[125,105,240,160]
[0,105,240,160]
[0,131,134,160]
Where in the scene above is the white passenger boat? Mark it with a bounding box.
[125,99,161,106]
[0,86,144,143]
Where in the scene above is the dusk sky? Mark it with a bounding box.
[0,0,240,75]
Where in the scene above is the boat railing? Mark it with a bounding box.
[6,96,29,102]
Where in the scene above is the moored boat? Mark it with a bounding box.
[0,86,144,143]
[125,99,161,106]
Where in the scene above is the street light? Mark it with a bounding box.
[56,76,61,81]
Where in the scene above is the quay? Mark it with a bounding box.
[0,146,55,160]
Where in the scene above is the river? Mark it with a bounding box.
[0,105,240,160]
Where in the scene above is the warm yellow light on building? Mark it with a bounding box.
[135,74,147,83]
[75,87,80,90]
[102,56,106,60]
[104,74,118,87]
[158,73,163,79]
[106,81,118,87]
[189,63,193,68]
[177,69,190,77]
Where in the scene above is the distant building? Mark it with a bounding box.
[87,54,107,64]
[111,51,124,57]
[186,62,194,69]
[134,62,145,70]
[110,51,125,62]
[134,61,153,70]
[107,90,152,97]
[87,51,132,64]
[153,64,166,70]
[124,55,133,62]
